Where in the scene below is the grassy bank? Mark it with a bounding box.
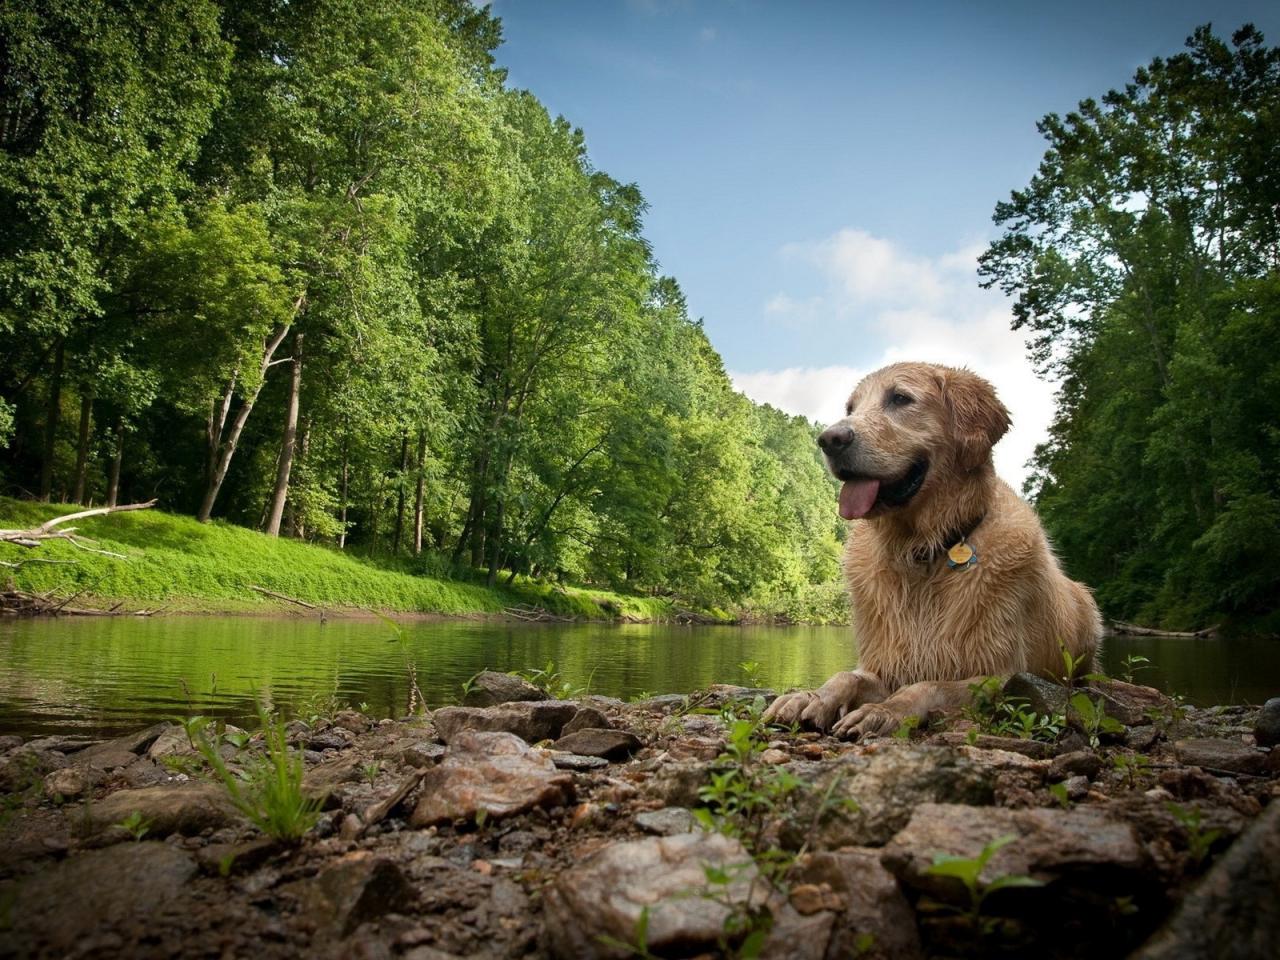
[0,498,707,621]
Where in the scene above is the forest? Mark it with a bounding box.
[0,0,845,619]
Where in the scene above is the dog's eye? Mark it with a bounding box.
[888,391,914,407]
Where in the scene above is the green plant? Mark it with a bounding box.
[191,707,323,842]
[1111,752,1152,789]
[963,678,1063,742]
[738,660,764,687]
[510,660,597,700]
[892,714,922,739]
[1059,642,1092,687]
[597,906,658,959]
[1166,802,1222,866]
[1118,654,1153,684]
[1068,692,1124,747]
[1047,782,1071,810]
[924,834,1043,929]
[116,810,151,841]
[362,761,380,787]
[459,668,486,701]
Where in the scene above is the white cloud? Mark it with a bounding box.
[732,229,1057,490]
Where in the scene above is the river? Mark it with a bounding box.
[1,616,1276,737]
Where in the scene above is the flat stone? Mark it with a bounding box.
[634,807,696,836]
[788,848,924,960]
[302,752,366,807]
[881,802,1149,904]
[1087,678,1172,725]
[542,832,759,959]
[552,728,642,761]
[1131,802,1280,960]
[1126,725,1161,750]
[549,751,609,771]
[74,722,172,767]
[1173,738,1268,776]
[307,728,356,751]
[432,701,578,745]
[787,744,994,848]
[146,725,198,760]
[0,747,68,793]
[462,670,551,707]
[1049,750,1103,782]
[44,766,93,800]
[1003,673,1070,718]
[285,852,417,937]
[5,842,195,955]
[666,735,724,761]
[934,732,1052,758]
[1254,697,1280,748]
[195,837,281,875]
[409,730,573,827]
[562,706,610,734]
[332,709,372,734]
[86,781,244,838]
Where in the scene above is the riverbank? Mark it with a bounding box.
[0,498,726,623]
[1,675,1277,958]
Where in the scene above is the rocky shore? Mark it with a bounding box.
[2,673,1278,959]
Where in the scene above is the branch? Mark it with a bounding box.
[0,500,157,548]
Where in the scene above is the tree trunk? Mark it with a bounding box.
[291,419,310,539]
[412,429,426,556]
[106,417,124,508]
[392,432,409,554]
[71,389,93,504]
[197,305,299,522]
[338,432,349,549]
[38,339,65,502]
[264,332,304,537]
[486,495,505,587]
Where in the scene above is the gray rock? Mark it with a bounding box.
[1131,801,1280,960]
[542,832,760,959]
[86,781,244,838]
[1126,724,1161,751]
[1173,738,1268,776]
[1253,697,1280,748]
[0,746,68,793]
[285,853,417,937]
[462,670,551,707]
[549,751,609,771]
[788,848,923,960]
[933,732,1052,758]
[146,725,198,760]
[1048,750,1102,782]
[73,721,172,767]
[634,807,696,836]
[648,760,711,806]
[1087,678,1172,726]
[562,705,611,734]
[0,734,23,751]
[308,728,356,751]
[397,740,447,768]
[432,701,578,745]
[633,694,686,713]
[409,730,573,827]
[5,842,195,955]
[788,744,994,848]
[44,766,93,800]
[1003,673,1070,717]
[1064,774,1091,799]
[881,802,1149,904]
[302,752,366,807]
[552,728,642,761]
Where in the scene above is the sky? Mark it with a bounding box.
[489,0,1280,486]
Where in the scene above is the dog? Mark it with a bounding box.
[763,362,1102,739]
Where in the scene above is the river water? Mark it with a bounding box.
[1,616,1277,738]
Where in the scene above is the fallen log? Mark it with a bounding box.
[0,500,157,556]
[1107,620,1218,639]
[249,584,318,610]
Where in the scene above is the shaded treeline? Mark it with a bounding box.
[982,25,1280,634]
[0,0,844,617]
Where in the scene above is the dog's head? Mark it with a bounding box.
[818,362,1011,520]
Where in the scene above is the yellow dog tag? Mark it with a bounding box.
[947,541,976,569]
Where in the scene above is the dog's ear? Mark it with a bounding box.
[938,368,1011,470]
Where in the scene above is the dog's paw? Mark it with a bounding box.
[832,703,900,741]
[762,690,818,727]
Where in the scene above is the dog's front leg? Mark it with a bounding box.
[832,677,986,740]
[762,670,888,733]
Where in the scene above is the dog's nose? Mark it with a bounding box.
[817,424,855,453]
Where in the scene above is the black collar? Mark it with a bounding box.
[912,513,986,565]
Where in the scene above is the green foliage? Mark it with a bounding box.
[1166,802,1222,866]
[114,810,151,842]
[1047,782,1072,810]
[1111,752,1152,789]
[1068,692,1125,748]
[1118,655,1153,684]
[508,660,594,700]
[981,25,1280,635]
[190,708,322,843]
[924,834,1044,927]
[965,678,1064,742]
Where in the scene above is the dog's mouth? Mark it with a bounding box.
[834,459,929,520]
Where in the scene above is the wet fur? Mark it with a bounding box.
[764,362,1102,738]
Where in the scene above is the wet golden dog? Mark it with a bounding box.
[764,362,1102,739]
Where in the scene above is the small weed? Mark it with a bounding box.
[738,660,764,687]
[964,678,1063,742]
[597,905,658,959]
[892,714,922,739]
[218,851,237,877]
[1118,654,1153,684]
[459,669,486,701]
[1059,642,1093,687]
[1111,752,1152,789]
[1068,692,1124,748]
[115,810,151,841]
[1167,802,1221,866]
[362,761,381,787]
[1047,782,1071,809]
[924,834,1043,930]
[222,729,251,751]
[510,660,597,700]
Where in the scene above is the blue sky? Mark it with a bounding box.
[490,1,1280,483]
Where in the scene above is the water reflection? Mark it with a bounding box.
[0,616,1275,738]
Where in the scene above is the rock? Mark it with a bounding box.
[286,852,417,937]
[409,730,573,827]
[542,832,760,959]
[788,848,924,960]
[432,701,578,745]
[397,741,447,768]
[562,706,611,734]
[1064,774,1090,799]
[303,752,366,806]
[1126,724,1161,751]
[5,842,195,955]
[81,721,172,759]
[332,709,372,734]
[1087,678,1171,726]
[146,725,198,760]
[196,837,281,875]
[1130,801,1280,960]
[552,728,642,761]
[789,744,994,848]
[86,781,243,838]
[760,748,789,765]
[462,670,551,707]
[1173,738,1268,776]
[0,746,68,793]
[549,752,609,771]
[881,802,1150,903]
[649,760,711,806]
[1049,750,1102,782]
[1254,697,1280,748]
[633,694,686,713]
[44,766,92,800]
[308,728,356,751]
[957,745,1050,774]
[934,732,1052,758]
[634,807,696,836]
[666,735,725,761]
[1003,673,1070,717]
[0,734,22,751]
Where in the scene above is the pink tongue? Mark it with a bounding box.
[839,479,880,520]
